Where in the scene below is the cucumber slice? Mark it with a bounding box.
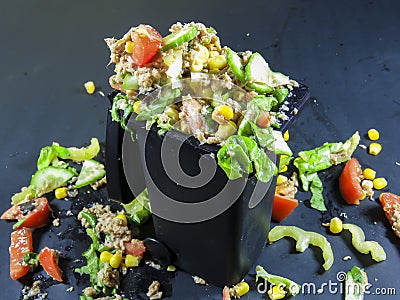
[245,52,273,94]
[121,74,139,90]
[74,160,106,189]
[30,166,75,196]
[161,26,198,51]
[226,48,246,83]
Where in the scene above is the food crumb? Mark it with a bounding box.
[145,260,162,270]
[22,280,47,299]
[146,281,163,299]
[66,286,74,292]
[373,221,377,225]
[343,255,352,261]
[66,210,73,216]
[52,218,60,227]
[167,265,176,272]
[396,162,400,167]
[98,91,105,97]
[359,144,367,150]
[192,275,207,285]
[340,212,348,219]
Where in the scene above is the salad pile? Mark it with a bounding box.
[105,21,298,183]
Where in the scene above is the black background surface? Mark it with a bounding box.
[1,1,399,299]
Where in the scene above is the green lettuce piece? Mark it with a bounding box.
[217,135,277,182]
[122,188,151,225]
[345,266,368,300]
[273,88,289,105]
[37,143,70,170]
[75,228,102,286]
[255,265,300,297]
[217,136,254,180]
[136,88,181,122]
[294,131,360,211]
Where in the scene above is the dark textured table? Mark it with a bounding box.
[1,1,399,299]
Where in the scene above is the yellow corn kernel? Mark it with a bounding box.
[276,175,288,185]
[196,45,210,62]
[110,252,123,268]
[209,50,220,57]
[268,285,286,300]
[279,165,288,173]
[100,251,113,263]
[84,81,95,94]
[367,128,380,141]
[233,282,250,297]
[124,254,139,268]
[359,191,367,200]
[125,41,134,54]
[115,214,128,226]
[190,59,204,72]
[329,217,343,234]
[373,178,387,190]
[208,54,227,70]
[363,168,376,180]
[283,130,290,141]
[133,101,141,114]
[55,187,68,199]
[214,105,234,121]
[369,143,382,156]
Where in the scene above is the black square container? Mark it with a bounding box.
[105,83,310,287]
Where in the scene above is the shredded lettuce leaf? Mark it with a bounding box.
[294,131,360,211]
[75,228,102,286]
[217,135,277,182]
[122,188,151,225]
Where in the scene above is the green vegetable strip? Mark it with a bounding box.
[343,223,386,262]
[268,225,334,271]
[294,131,360,211]
[81,212,97,228]
[255,265,300,297]
[13,217,26,229]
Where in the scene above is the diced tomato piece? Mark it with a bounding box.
[124,239,146,257]
[380,192,400,238]
[1,205,22,220]
[10,228,33,280]
[222,286,231,300]
[39,247,63,282]
[1,198,50,229]
[272,194,299,222]
[130,24,162,67]
[339,158,364,205]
